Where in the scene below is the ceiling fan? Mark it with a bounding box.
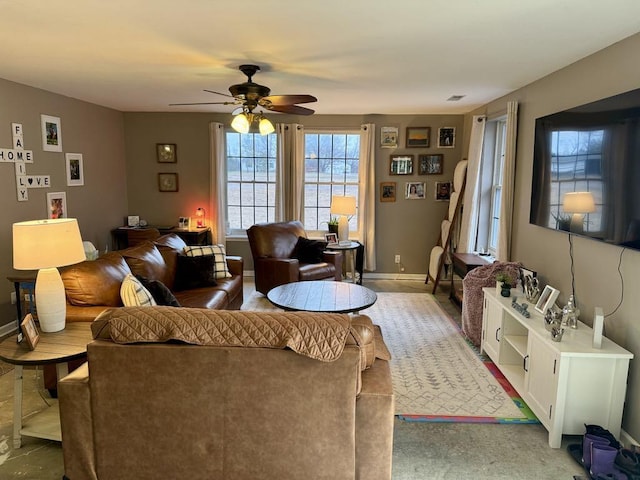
[170,64,317,134]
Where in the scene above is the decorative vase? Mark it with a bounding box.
[500,284,511,297]
[328,224,339,234]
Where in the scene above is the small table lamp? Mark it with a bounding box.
[562,192,595,234]
[195,207,206,228]
[330,195,356,244]
[12,218,86,332]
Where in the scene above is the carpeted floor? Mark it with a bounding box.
[242,290,535,422]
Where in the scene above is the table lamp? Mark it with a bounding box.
[562,192,595,234]
[330,195,356,245]
[195,207,206,228]
[12,218,86,332]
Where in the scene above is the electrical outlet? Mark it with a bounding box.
[10,291,16,304]
[394,255,401,264]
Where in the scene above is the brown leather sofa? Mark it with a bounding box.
[59,306,394,480]
[247,220,342,294]
[60,233,244,321]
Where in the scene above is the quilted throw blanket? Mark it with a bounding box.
[92,306,352,362]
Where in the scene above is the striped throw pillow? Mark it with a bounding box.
[183,244,231,279]
[120,274,157,307]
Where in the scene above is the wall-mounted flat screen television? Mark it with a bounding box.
[530,87,640,250]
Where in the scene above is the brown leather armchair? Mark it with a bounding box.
[247,221,342,294]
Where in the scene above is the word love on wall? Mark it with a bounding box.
[1,123,51,201]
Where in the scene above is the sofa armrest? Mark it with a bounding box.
[226,255,244,277]
[254,257,300,294]
[66,304,112,323]
[59,362,98,480]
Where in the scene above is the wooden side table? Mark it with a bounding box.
[0,322,93,448]
[325,241,361,284]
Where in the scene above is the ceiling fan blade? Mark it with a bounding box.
[169,101,239,106]
[204,89,237,99]
[261,94,317,106]
[265,104,315,115]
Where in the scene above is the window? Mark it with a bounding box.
[225,132,277,233]
[303,131,360,235]
[487,120,506,254]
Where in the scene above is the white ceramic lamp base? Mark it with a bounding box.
[337,215,349,243]
[35,267,67,332]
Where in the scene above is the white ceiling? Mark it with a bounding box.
[2,0,640,115]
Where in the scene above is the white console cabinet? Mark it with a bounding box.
[481,288,633,448]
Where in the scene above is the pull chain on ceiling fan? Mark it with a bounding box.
[170,64,318,135]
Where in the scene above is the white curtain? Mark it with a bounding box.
[359,123,376,271]
[208,122,226,244]
[496,101,518,261]
[274,123,287,222]
[288,124,305,221]
[458,115,486,252]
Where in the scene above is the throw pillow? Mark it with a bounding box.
[135,276,181,307]
[120,274,157,307]
[183,244,231,279]
[174,254,218,291]
[292,236,328,264]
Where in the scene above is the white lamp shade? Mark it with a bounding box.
[231,113,250,134]
[330,195,356,216]
[259,116,275,135]
[562,192,595,214]
[13,218,86,333]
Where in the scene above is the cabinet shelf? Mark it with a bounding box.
[504,334,528,358]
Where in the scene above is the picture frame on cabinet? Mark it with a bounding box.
[21,314,39,350]
[534,285,560,315]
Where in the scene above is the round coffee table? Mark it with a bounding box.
[0,322,93,448]
[266,280,377,314]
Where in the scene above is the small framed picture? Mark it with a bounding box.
[380,126,398,148]
[325,233,338,245]
[178,216,191,229]
[157,143,177,163]
[390,155,414,175]
[406,127,430,148]
[406,182,426,199]
[437,127,456,148]
[380,182,396,202]
[534,285,560,315]
[158,173,179,192]
[418,154,443,175]
[65,153,84,186]
[46,191,67,219]
[435,181,452,201]
[41,114,62,152]
[21,314,40,350]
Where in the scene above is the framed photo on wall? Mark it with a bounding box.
[437,127,456,148]
[418,154,443,175]
[405,181,425,199]
[65,153,84,186]
[41,114,62,152]
[435,181,451,201]
[380,182,396,202]
[406,127,430,148]
[390,155,414,175]
[158,172,179,192]
[156,143,177,163]
[380,126,398,148]
[46,191,67,219]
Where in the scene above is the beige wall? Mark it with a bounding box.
[0,78,128,330]
[123,112,464,273]
[467,33,640,440]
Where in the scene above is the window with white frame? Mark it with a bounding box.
[225,132,277,233]
[303,131,360,236]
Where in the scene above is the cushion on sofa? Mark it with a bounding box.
[174,254,218,291]
[120,274,157,307]
[183,244,231,279]
[153,234,188,290]
[136,276,181,307]
[292,236,328,264]
[120,242,168,284]
[61,252,132,307]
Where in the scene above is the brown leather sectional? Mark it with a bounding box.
[60,233,244,322]
[59,307,395,480]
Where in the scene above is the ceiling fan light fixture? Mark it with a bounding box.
[231,112,251,134]
[258,115,275,135]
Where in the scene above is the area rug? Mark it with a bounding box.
[241,291,538,424]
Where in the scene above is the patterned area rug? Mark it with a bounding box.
[241,291,538,423]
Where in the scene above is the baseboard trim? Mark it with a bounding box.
[621,428,639,447]
[243,271,428,282]
[0,321,17,338]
